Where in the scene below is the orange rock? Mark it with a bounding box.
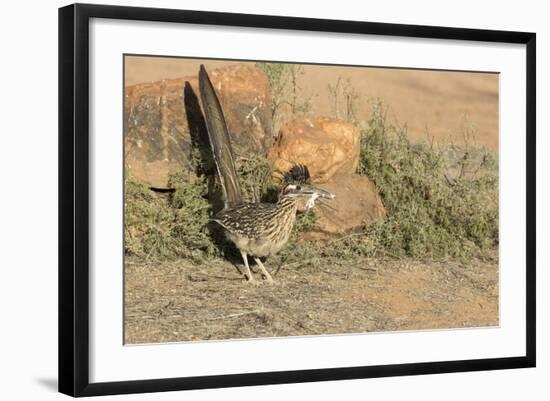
[268,117,360,184]
[309,174,385,234]
[125,64,272,188]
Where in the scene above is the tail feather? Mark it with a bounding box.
[198,65,243,208]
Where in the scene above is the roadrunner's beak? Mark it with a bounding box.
[294,184,335,210]
[298,184,336,200]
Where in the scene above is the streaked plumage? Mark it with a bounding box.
[212,185,298,258]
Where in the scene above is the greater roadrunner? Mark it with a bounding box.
[198,65,335,283]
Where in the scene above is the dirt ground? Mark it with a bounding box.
[124,253,499,344]
[125,56,499,151]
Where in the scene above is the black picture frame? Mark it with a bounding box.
[58,3,536,397]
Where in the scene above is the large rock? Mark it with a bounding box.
[310,174,386,235]
[125,64,272,188]
[268,117,360,184]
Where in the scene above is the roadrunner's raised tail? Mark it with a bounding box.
[198,65,335,283]
[199,65,243,208]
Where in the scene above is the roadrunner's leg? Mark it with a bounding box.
[253,257,274,283]
[239,250,255,283]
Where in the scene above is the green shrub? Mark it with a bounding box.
[235,155,276,203]
[358,102,498,258]
[124,173,216,261]
[256,62,312,134]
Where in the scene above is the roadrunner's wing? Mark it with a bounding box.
[199,65,243,208]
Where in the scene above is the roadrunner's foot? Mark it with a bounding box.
[239,250,257,283]
[253,257,274,283]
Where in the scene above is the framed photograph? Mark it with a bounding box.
[58,3,536,397]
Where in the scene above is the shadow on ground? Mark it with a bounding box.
[35,377,57,392]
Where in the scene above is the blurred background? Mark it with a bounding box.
[125,56,499,151]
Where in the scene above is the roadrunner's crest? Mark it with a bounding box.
[284,164,311,185]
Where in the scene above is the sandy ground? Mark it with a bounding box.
[125,56,499,150]
[124,254,498,344]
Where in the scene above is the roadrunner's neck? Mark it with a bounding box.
[278,195,299,209]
